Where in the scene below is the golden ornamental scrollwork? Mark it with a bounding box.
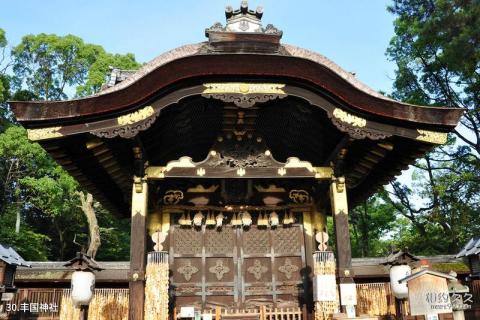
[203,82,286,95]
[332,108,367,127]
[416,129,448,144]
[202,83,287,107]
[163,190,184,205]
[117,106,155,126]
[27,127,63,141]
[289,190,310,204]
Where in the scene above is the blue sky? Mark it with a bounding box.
[1,0,397,94]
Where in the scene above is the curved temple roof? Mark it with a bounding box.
[9,2,463,217]
[11,42,462,128]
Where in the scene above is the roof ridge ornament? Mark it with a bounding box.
[205,1,282,53]
[225,1,263,32]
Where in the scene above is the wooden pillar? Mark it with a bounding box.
[129,178,148,320]
[329,177,353,281]
[330,176,356,317]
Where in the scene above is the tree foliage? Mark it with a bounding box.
[0,30,136,261]
[350,192,396,257]
[11,33,140,100]
[384,0,480,254]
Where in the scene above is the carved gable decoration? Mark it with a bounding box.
[202,82,287,108]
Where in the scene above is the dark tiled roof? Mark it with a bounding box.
[456,238,480,258]
[0,243,30,267]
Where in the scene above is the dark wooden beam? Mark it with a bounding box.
[128,180,147,320]
[322,135,350,166]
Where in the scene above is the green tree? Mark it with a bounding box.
[388,0,480,153]
[76,52,140,97]
[350,192,396,257]
[11,33,140,100]
[1,31,139,260]
[385,0,480,254]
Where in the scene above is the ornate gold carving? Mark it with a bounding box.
[202,83,287,107]
[145,166,165,179]
[203,83,286,95]
[236,168,246,176]
[248,260,268,280]
[209,259,230,280]
[255,184,286,193]
[163,190,184,205]
[335,176,346,193]
[27,127,62,141]
[177,260,199,281]
[332,108,367,127]
[284,157,315,172]
[186,185,219,193]
[165,156,196,171]
[289,190,310,204]
[314,167,334,179]
[278,258,299,279]
[117,106,155,125]
[416,129,448,144]
[134,176,143,193]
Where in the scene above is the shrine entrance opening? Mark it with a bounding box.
[169,212,307,311]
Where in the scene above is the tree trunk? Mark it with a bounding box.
[76,192,101,259]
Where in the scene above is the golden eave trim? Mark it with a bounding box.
[117,105,155,126]
[203,82,286,95]
[416,129,448,144]
[332,108,367,127]
[27,127,63,141]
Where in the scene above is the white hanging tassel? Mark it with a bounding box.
[282,211,289,225]
[216,213,224,228]
[184,212,192,226]
[231,213,241,226]
[241,211,252,227]
[205,212,216,226]
[193,211,203,226]
[270,211,279,227]
[289,212,296,224]
[257,212,268,227]
[179,212,186,225]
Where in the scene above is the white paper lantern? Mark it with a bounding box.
[390,264,411,299]
[71,271,95,306]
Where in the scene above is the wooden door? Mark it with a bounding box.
[170,225,238,310]
[241,225,306,308]
[170,219,306,311]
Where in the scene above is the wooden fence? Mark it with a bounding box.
[0,288,63,320]
[183,306,307,320]
[4,281,477,319]
[356,282,396,317]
